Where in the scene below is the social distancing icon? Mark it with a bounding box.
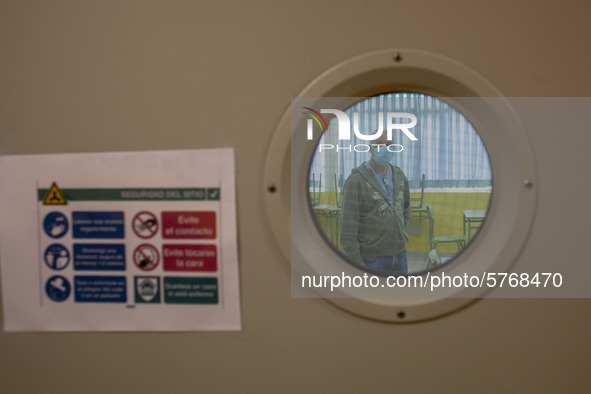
[44,244,70,270]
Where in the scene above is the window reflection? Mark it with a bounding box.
[309,93,492,275]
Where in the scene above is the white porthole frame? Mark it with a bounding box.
[263,49,537,322]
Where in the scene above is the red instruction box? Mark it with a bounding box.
[161,211,216,239]
[163,244,217,272]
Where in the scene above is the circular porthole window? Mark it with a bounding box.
[264,49,537,322]
[309,92,492,276]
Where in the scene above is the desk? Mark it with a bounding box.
[313,204,341,247]
[462,210,487,243]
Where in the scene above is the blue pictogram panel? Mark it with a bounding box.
[74,276,127,303]
[72,211,124,239]
[73,244,125,271]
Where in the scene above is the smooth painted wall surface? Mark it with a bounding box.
[1,1,590,393]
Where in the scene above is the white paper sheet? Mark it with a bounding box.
[0,149,241,331]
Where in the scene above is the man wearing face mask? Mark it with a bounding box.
[339,135,410,275]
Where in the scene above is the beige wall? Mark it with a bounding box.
[1,1,590,392]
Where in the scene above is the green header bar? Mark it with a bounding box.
[38,188,220,201]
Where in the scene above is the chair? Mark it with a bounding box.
[310,173,322,206]
[334,173,343,208]
[410,174,427,222]
[410,173,425,209]
[425,203,465,252]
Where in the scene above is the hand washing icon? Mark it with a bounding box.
[43,212,69,239]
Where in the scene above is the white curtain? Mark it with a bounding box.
[310,93,492,191]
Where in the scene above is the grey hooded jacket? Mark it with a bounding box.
[339,163,410,266]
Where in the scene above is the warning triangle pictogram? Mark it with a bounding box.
[43,182,68,205]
